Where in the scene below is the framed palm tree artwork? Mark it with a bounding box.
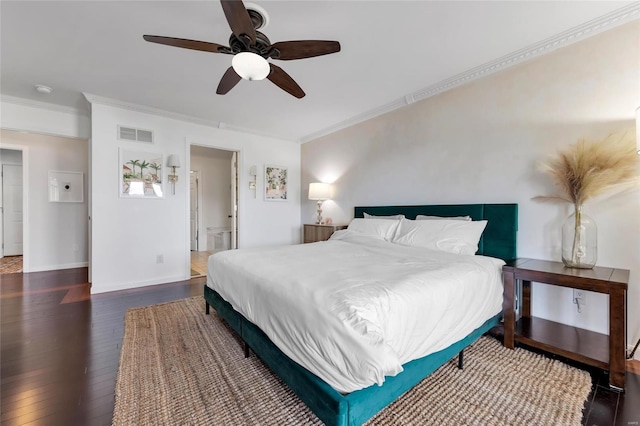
[264,165,288,201]
[119,148,164,198]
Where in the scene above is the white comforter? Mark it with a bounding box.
[206,230,504,393]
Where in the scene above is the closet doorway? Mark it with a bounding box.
[189,145,238,277]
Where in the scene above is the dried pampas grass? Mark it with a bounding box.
[536,129,640,206]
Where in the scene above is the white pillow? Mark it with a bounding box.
[392,218,487,255]
[347,218,400,241]
[363,212,405,220]
[416,215,471,221]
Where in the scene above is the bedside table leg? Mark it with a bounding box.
[609,288,626,390]
[522,280,531,318]
[503,271,515,349]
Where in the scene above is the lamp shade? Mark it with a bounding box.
[232,52,270,81]
[308,182,330,200]
[167,154,180,168]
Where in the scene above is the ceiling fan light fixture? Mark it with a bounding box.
[143,0,340,97]
[232,52,270,81]
[244,2,270,30]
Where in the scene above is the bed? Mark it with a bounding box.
[204,203,518,425]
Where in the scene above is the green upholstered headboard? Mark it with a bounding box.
[354,203,518,261]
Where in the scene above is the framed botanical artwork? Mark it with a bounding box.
[48,171,84,203]
[264,165,288,201]
[119,148,164,198]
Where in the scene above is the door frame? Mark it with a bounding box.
[0,145,29,270]
[185,142,241,280]
[189,170,201,251]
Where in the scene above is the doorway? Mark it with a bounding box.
[1,149,24,274]
[189,145,238,277]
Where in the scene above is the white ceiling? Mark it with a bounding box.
[1,1,636,142]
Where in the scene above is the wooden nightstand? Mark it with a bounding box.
[502,258,629,390]
[303,224,347,243]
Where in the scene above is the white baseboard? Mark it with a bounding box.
[90,274,188,294]
[26,261,88,273]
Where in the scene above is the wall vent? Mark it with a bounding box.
[118,125,154,143]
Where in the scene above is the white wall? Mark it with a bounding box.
[1,96,90,140]
[1,98,91,270]
[190,146,233,251]
[302,22,640,355]
[89,100,301,294]
[0,130,89,272]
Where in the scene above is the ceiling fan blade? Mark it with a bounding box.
[220,0,256,46]
[270,41,341,60]
[267,64,305,99]
[216,67,242,95]
[143,35,231,54]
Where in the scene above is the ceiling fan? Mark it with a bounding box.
[143,0,341,99]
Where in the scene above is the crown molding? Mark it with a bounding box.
[1,94,89,117]
[299,3,640,144]
[83,93,221,127]
[82,93,294,142]
[216,121,294,141]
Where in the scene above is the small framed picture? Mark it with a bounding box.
[48,171,84,203]
[264,165,288,201]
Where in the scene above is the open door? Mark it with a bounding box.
[2,164,24,256]
[230,152,238,249]
[190,171,199,251]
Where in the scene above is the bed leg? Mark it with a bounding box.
[458,350,464,370]
[205,302,210,315]
[244,342,250,358]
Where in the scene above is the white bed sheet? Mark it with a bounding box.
[206,230,504,393]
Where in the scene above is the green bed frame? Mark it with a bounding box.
[204,203,518,426]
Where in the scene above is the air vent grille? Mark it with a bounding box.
[119,126,137,141]
[137,129,153,143]
[118,126,154,143]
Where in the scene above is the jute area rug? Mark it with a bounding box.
[113,297,592,426]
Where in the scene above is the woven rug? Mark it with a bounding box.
[113,297,592,426]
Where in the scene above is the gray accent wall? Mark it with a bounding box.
[301,22,639,352]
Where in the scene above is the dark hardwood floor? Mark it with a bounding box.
[1,268,203,425]
[1,267,638,425]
